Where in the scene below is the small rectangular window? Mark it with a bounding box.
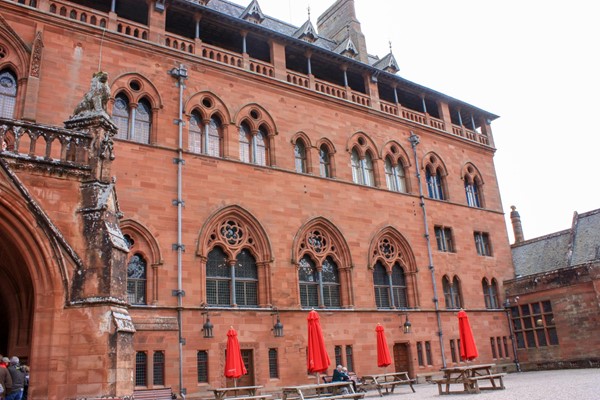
[449,339,457,363]
[425,341,432,365]
[334,345,342,367]
[496,337,503,358]
[474,232,492,256]
[345,346,354,372]
[268,348,279,379]
[490,337,497,358]
[153,351,165,386]
[135,351,147,387]
[434,226,454,252]
[197,350,209,383]
[416,342,424,366]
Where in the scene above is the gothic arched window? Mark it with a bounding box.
[127,253,147,305]
[0,69,17,119]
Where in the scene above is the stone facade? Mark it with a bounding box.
[0,0,514,398]
[505,209,600,370]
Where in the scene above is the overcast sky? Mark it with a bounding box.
[227,0,600,242]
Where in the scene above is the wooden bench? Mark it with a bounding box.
[281,381,363,400]
[467,373,506,392]
[223,395,273,400]
[433,373,506,394]
[360,372,415,396]
[133,387,175,400]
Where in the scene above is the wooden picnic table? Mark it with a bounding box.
[433,363,506,395]
[281,381,364,400]
[212,385,271,400]
[360,371,415,396]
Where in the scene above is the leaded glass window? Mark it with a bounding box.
[0,70,17,119]
[443,276,462,309]
[127,253,147,305]
[235,249,258,306]
[133,98,151,143]
[189,112,203,153]
[153,351,165,385]
[206,246,231,306]
[483,278,499,309]
[374,261,390,308]
[362,152,374,187]
[207,117,221,157]
[299,255,319,308]
[319,145,331,178]
[135,352,147,387]
[239,123,251,163]
[385,157,407,193]
[474,232,492,256]
[113,94,130,140]
[391,263,408,308]
[426,168,444,200]
[295,139,307,173]
[197,350,209,383]
[268,349,278,378]
[351,148,362,184]
[321,257,340,308]
[465,180,481,207]
[255,128,267,166]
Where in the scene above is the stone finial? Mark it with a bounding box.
[71,71,111,118]
[510,205,525,243]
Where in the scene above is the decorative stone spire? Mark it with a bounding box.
[372,43,399,74]
[510,205,525,243]
[240,0,265,24]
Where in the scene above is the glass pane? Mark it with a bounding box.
[298,256,317,282]
[239,124,251,163]
[351,149,362,184]
[208,117,221,156]
[321,257,339,283]
[373,262,388,285]
[548,327,559,345]
[526,330,536,348]
[536,329,547,347]
[236,249,258,279]
[189,113,202,153]
[255,129,267,165]
[207,247,230,277]
[542,300,553,313]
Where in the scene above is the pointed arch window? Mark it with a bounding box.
[483,278,500,309]
[113,93,130,140]
[0,69,17,119]
[426,167,445,200]
[465,178,482,207]
[127,253,147,305]
[298,256,319,308]
[113,94,152,143]
[443,276,462,309]
[206,246,258,307]
[190,113,222,156]
[384,156,407,192]
[319,145,332,178]
[239,123,252,163]
[134,98,152,143]
[298,255,340,308]
[373,261,390,308]
[351,148,375,186]
[255,128,267,166]
[295,139,307,173]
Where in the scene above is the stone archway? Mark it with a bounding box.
[0,229,34,361]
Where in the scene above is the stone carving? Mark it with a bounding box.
[72,71,111,117]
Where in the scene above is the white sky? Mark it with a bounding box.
[227,0,600,242]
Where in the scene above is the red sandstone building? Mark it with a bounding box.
[505,208,600,371]
[0,0,515,398]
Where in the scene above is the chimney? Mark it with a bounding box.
[510,205,525,243]
[317,0,368,63]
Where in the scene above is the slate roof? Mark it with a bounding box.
[511,208,600,277]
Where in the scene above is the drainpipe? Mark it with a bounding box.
[169,64,188,398]
[408,132,447,369]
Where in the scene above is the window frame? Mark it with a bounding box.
[474,231,492,256]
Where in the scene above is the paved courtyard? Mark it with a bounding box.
[361,368,599,400]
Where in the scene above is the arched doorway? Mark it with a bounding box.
[0,218,34,362]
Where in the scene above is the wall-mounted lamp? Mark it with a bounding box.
[201,310,213,338]
[401,313,412,334]
[271,308,284,337]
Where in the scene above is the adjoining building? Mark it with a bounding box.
[505,207,600,371]
[0,0,514,398]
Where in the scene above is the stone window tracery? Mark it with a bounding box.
[0,69,17,119]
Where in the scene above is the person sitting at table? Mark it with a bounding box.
[332,365,351,394]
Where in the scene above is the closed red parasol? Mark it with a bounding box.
[307,309,330,379]
[224,327,247,385]
[458,310,479,360]
[376,324,392,368]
